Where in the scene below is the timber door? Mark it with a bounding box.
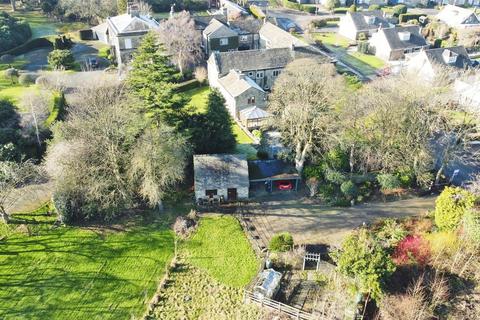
[227,188,238,201]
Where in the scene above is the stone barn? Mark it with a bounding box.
[194,154,249,202]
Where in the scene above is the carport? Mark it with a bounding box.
[248,160,301,193]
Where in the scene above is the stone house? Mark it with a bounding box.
[193,154,249,201]
[338,11,393,41]
[368,26,428,61]
[93,4,159,66]
[436,5,480,29]
[216,69,268,126]
[406,46,472,81]
[202,19,239,56]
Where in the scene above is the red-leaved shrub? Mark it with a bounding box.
[393,235,430,266]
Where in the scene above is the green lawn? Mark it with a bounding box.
[349,51,386,69]
[313,32,351,48]
[183,215,259,288]
[184,86,210,113]
[0,203,181,320]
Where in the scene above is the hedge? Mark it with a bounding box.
[175,79,200,92]
[1,37,53,56]
[283,0,316,14]
[45,91,66,127]
[399,13,424,23]
[250,5,266,19]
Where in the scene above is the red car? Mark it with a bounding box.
[276,180,293,191]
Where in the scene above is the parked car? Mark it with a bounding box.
[276,180,293,191]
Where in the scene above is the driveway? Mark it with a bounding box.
[244,195,436,247]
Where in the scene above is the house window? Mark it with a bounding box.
[220,38,229,46]
[248,96,256,104]
[124,38,132,49]
[248,71,254,77]
[205,189,217,197]
[239,35,248,42]
[256,71,264,78]
[273,70,281,77]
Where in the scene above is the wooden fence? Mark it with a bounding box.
[243,290,316,320]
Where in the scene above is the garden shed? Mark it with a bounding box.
[248,160,300,194]
[194,154,249,202]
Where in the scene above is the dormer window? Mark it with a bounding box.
[398,31,411,41]
[364,16,376,25]
[442,49,458,64]
[248,96,256,104]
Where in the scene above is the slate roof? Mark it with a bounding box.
[194,15,227,30]
[213,48,294,74]
[259,22,308,48]
[221,0,249,15]
[381,26,427,50]
[194,154,249,189]
[228,18,262,35]
[204,19,238,38]
[107,13,159,35]
[240,106,271,120]
[437,5,479,27]
[218,70,265,97]
[248,160,299,181]
[349,10,391,31]
[424,46,472,69]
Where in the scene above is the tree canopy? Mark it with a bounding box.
[0,11,32,52]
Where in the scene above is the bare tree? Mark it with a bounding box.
[157,11,201,75]
[10,0,16,11]
[21,91,50,147]
[0,160,42,223]
[268,59,346,173]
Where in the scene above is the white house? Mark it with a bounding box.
[338,10,393,41]
[405,46,472,81]
[436,5,480,29]
[369,26,429,61]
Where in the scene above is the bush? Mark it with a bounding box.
[45,91,66,126]
[256,150,268,160]
[398,13,423,23]
[53,35,74,50]
[4,68,19,83]
[310,19,327,28]
[269,232,294,252]
[340,180,357,199]
[194,66,207,84]
[48,49,75,70]
[324,0,340,11]
[325,168,346,185]
[18,73,35,85]
[369,4,381,10]
[392,4,407,17]
[434,187,475,231]
[0,11,32,53]
[348,4,357,12]
[425,231,459,256]
[303,164,323,179]
[392,235,430,266]
[375,219,408,248]
[377,173,401,191]
[325,147,349,171]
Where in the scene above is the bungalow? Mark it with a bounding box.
[193,154,249,202]
[406,46,472,81]
[216,69,268,126]
[436,5,480,29]
[338,10,393,41]
[368,26,429,61]
[93,3,159,66]
[203,19,239,56]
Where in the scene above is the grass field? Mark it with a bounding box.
[349,52,385,69]
[184,215,259,287]
[152,215,261,319]
[0,203,183,320]
[313,32,351,48]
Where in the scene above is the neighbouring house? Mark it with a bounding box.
[259,22,308,49]
[219,0,249,18]
[203,18,239,56]
[193,154,250,201]
[338,10,393,41]
[194,14,227,33]
[369,26,429,61]
[93,3,159,66]
[406,46,472,81]
[436,5,480,29]
[216,69,268,124]
[454,76,480,113]
[228,18,262,51]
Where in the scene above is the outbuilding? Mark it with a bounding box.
[194,154,249,202]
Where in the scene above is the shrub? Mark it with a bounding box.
[4,68,19,83]
[53,35,74,50]
[369,4,381,10]
[392,4,407,17]
[462,210,480,246]
[398,13,423,24]
[269,232,294,252]
[256,150,268,160]
[18,73,35,85]
[348,4,357,12]
[310,19,327,28]
[340,180,357,199]
[303,164,323,180]
[377,173,401,191]
[173,215,197,238]
[1,37,53,56]
[434,187,475,231]
[325,168,346,185]
[48,49,75,70]
[194,66,207,84]
[0,11,32,53]
[325,147,349,171]
[324,0,340,11]
[425,231,459,256]
[375,218,408,248]
[392,235,430,266]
